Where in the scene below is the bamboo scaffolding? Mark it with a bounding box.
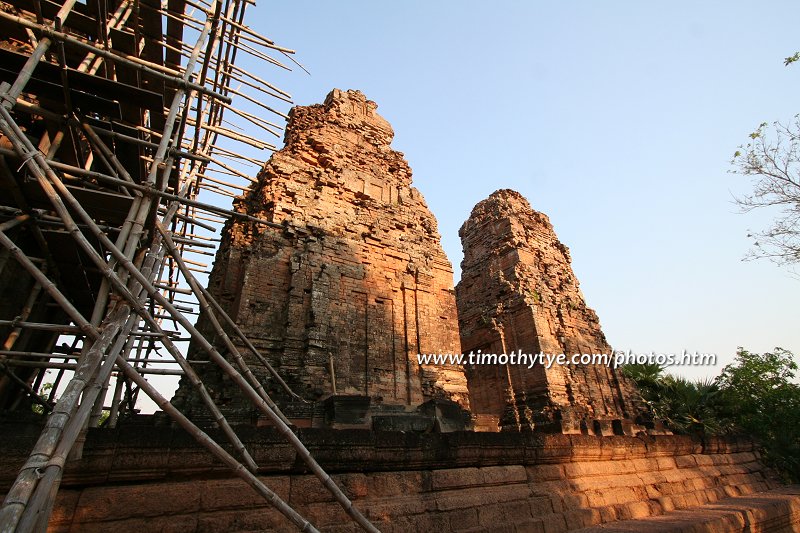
[0,200,320,530]
[3,100,379,531]
[1,172,259,524]
[0,12,232,102]
[24,117,377,530]
[0,0,385,529]
[0,0,229,510]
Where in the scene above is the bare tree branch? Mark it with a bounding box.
[731,117,800,266]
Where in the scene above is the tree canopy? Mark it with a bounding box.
[623,347,800,481]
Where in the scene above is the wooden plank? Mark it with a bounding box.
[0,48,164,113]
[4,0,96,34]
[0,66,122,119]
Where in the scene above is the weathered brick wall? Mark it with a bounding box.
[172,89,468,426]
[456,190,650,433]
[0,425,792,533]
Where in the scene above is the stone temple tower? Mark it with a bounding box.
[172,89,469,429]
[456,189,651,434]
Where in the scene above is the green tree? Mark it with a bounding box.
[624,350,800,481]
[717,347,800,480]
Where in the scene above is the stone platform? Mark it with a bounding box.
[1,420,796,532]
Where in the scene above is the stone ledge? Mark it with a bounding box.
[574,486,800,532]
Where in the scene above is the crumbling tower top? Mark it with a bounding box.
[173,89,470,430]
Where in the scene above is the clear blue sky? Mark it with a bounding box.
[234,1,800,380]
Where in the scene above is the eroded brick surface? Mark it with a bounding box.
[456,190,650,433]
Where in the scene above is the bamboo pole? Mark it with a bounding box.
[112,355,319,532]
[0,350,78,359]
[156,222,293,425]
[226,61,292,98]
[208,62,292,104]
[0,304,129,530]
[2,360,188,375]
[0,214,29,232]
[106,335,133,428]
[0,321,81,334]
[0,362,54,411]
[223,36,291,71]
[197,173,249,191]
[40,158,277,226]
[2,282,44,351]
[217,101,282,137]
[161,210,218,232]
[208,144,265,168]
[219,83,288,120]
[199,183,237,198]
[192,120,276,150]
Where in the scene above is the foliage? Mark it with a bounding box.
[622,364,731,436]
[621,362,665,397]
[651,376,732,436]
[717,348,800,480]
[31,383,53,415]
[624,348,800,481]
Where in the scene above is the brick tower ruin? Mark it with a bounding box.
[456,189,650,434]
[172,89,470,429]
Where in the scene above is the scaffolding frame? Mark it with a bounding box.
[0,0,379,530]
